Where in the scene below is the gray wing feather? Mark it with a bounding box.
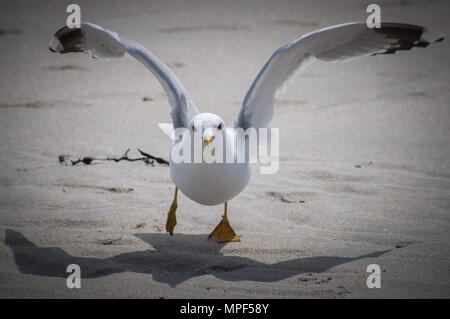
[233,22,444,130]
[49,22,199,128]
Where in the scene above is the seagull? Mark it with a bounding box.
[49,21,443,242]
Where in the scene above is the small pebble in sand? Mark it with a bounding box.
[135,223,147,229]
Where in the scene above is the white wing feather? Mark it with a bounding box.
[233,22,443,130]
[49,22,199,129]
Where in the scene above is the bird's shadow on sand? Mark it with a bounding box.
[5,229,390,287]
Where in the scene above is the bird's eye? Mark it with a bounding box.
[218,123,223,130]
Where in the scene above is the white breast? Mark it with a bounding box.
[168,130,251,206]
[170,161,250,206]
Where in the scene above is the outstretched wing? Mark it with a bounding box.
[232,22,444,130]
[49,22,199,128]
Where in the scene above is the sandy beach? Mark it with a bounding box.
[0,0,449,298]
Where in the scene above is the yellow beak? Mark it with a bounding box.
[203,133,213,145]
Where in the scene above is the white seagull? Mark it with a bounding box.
[49,21,443,242]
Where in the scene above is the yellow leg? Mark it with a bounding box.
[165,187,178,235]
[208,202,240,242]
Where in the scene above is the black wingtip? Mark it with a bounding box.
[48,26,85,54]
[372,23,444,56]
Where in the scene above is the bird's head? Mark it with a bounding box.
[190,113,225,145]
